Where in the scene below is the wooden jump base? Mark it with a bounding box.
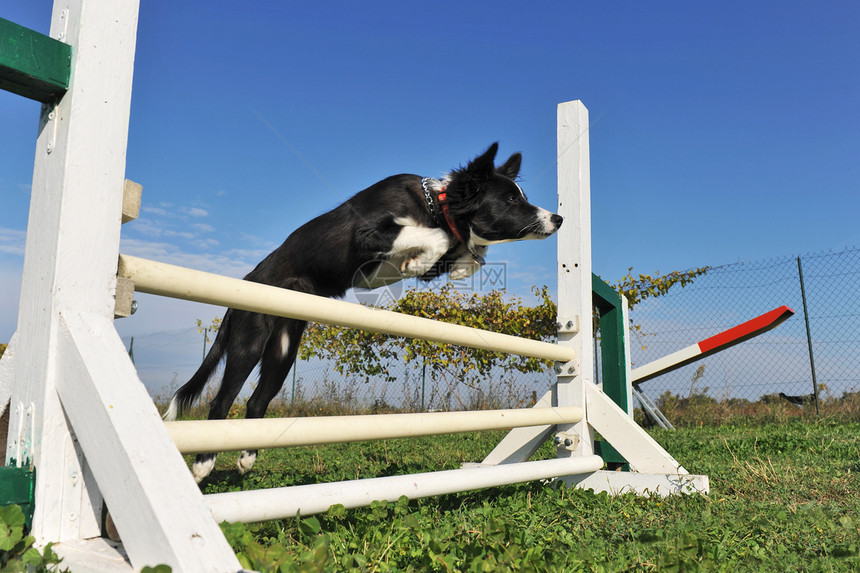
[0,3,712,568]
[166,407,584,454]
[205,456,605,523]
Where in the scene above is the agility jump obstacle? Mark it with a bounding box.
[1,2,712,571]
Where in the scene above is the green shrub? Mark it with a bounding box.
[0,505,64,572]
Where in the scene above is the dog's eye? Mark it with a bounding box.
[506,194,518,203]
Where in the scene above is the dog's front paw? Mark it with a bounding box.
[401,256,432,277]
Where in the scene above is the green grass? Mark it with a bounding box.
[193,420,860,572]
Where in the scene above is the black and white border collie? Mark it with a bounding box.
[164,143,563,482]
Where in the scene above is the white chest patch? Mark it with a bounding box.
[387,218,452,277]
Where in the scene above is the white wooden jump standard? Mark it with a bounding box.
[476,102,709,496]
[3,1,242,571]
[166,407,585,453]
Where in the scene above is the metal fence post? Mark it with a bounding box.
[292,360,297,404]
[421,359,427,412]
[796,256,820,416]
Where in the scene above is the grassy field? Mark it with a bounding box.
[194,418,860,572]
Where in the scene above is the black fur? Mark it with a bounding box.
[167,143,562,479]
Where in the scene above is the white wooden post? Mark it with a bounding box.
[0,332,16,447]
[478,101,594,465]
[554,100,595,458]
[479,100,707,496]
[621,295,634,416]
[6,1,241,570]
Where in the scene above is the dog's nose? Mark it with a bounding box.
[551,214,563,229]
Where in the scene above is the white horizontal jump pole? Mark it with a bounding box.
[206,455,604,522]
[118,254,575,363]
[165,406,584,454]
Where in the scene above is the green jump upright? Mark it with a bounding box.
[592,274,630,468]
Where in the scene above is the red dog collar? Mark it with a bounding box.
[437,188,466,244]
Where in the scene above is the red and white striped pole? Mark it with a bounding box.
[631,306,795,384]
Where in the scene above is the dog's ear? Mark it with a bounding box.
[445,143,500,215]
[496,152,521,180]
[465,143,499,182]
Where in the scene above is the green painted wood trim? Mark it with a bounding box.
[0,17,71,103]
[592,274,628,411]
[0,466,36,529]
[592,274,630,469]
[591,273,620,309]
[594,440,628,469]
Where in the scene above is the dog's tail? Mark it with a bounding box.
[163,312,232,421]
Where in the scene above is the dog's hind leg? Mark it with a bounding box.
[236,317,308,475]
[192,313,269,483]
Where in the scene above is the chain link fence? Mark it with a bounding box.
[628,246,860,408]
[129,246,859,415]
[131,328,552,413]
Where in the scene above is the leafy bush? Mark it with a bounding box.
[0,505,64,572]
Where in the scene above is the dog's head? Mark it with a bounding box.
[444,143,562,246]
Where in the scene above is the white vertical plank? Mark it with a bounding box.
[7,0,141,541]
[479,100,596,465]
[0,332,16,426]
[555,100,594,457]
[621,294,634,417]
[5,1,242,569]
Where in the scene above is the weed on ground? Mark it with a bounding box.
[193,419,860,571]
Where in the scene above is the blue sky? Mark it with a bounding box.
[1,1,858,388]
